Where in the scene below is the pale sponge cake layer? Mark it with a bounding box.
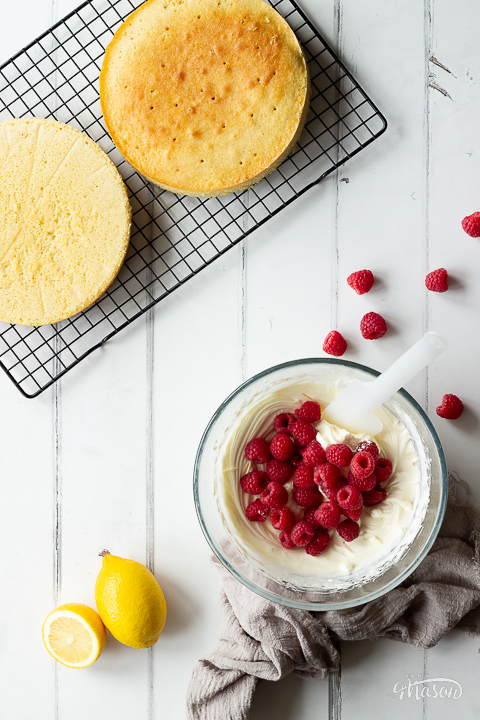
[100,0,309,197]
[0,118,131,326]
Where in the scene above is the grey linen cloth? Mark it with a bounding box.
[186,479,480,720]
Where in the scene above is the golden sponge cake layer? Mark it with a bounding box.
[0,118,131,326]
[100,0,309,197]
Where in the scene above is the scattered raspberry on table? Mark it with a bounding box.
[461,211,480,237]
[360,311,387,340]
[436,393,464,419]
[425,268,448,292]
[323,330,347,357]
[347,269,374,295]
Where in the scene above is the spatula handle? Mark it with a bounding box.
[361,332,448,414]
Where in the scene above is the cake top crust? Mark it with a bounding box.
[100,0,308,194]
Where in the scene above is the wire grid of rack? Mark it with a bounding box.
[0,0,387,398]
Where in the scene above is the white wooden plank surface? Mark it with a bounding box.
[0,0,479,718]
[0,5,58,720]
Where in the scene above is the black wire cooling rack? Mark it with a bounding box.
[0,0,387,398]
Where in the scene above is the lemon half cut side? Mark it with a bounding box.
[42,603,106,669]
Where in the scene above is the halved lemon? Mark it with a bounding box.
[42,603,106,668]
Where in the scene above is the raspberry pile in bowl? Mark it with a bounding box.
[241,400,392,557]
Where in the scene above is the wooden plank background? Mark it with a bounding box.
[0,0,479,717]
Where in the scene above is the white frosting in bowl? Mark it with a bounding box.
[215,380,429,591]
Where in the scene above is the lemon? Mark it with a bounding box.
[42,603,106,668]
[95,551,167,649]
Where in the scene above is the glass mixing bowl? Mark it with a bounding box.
[194,358,447,610]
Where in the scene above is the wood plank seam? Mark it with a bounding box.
[422,0,435,716]
[51,2,60,717]
[330,0,343,716]
[146,184,156,720]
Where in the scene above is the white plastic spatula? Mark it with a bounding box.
[322,331,448,436]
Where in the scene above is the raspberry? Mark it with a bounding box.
[302,440,326,467]
[363,488,387,506]
[347,269,374,295]
[360,312,387,340]
[326,443,353,467]
[266,459,293,484]
[344,504,362,522]
[279,530,295,549]
[305,529,331,556]
[293,465,316,489]
[245,437,271,463]
[273,412,296,435]
[293,487,321,508]
[425,268,448,293]
[461,211,480,237]
[314,501,341,529]
[436,393,464,420]
[295,400,321,423]
[350,451,375,479]
[260,481,288,508]
[337,518,360,542]
[245,498,270,522]
[270,433,295,461]
[240,471,269,494]
[347,469,376,492]
[271,507,296,532]
[323,330,347,357]
[355,440,379,462]
[314,462,340,485]
[374,458,393,483]
[290,450,304,468]
[303,507,322,529]
[290,419,316,447]
[290,520,315,546]
[318,475,347,502]
[336,485,363,511]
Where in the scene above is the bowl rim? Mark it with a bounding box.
[193,357,448,610]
